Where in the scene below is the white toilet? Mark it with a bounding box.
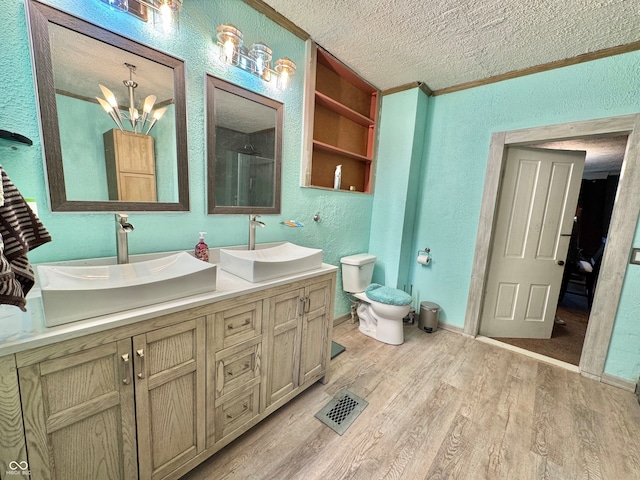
[340,254,412,345]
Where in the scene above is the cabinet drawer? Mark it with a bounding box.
[214,337,262,399]
[211,300,263,350]
[214,384,260,443]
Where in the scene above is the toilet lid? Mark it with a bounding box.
[365,283,412,306]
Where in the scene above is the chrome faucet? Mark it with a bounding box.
[115,214,134,264]
[248,214,265,250]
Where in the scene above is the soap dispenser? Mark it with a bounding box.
[195,232,209,262]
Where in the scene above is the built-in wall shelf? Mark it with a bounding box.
[312,140,372,163]
[314,92,375,127]
[303,44,379,193]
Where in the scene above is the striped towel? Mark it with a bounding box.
[0,166,51,311]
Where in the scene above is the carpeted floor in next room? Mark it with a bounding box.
[491,291,590,366]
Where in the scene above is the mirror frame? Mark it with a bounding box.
[206,75,283,214]
[27,0,189,212]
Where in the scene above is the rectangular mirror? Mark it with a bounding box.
[27,0,189,212]
[206,75,283,214]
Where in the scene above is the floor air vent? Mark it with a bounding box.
[315,389,368,435]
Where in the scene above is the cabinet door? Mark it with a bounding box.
[134,318,206,480]
[120,173,158,202]
[299,280,331,385]
[18,340,137,480]
[263,288,303,407]
[104,129,157,201]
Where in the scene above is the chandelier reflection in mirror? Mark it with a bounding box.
[96,63,167,134]
[216,24,296,91]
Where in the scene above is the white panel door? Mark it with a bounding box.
[480,147,585,338]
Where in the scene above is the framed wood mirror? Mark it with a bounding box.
[27,0,189,212]
[206,75,283,214]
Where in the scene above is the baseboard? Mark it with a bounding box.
[333,313,351,326]
[437,321,465,335]
[600,373,637,392]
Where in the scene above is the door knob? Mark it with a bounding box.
[557,260,565,266]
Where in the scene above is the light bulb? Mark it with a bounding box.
[96,97,113,113]
[159,2,172,33]
[144,107,167,135]
[99,84,118,108]
[96,96,124,130]
[223,39,235,64]
[277,70,289,90]
[275,58,296,90]
[143,95,156,114]
[255,57,264,75]
[153,107,167,120]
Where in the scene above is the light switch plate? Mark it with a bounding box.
[631,248,640,265]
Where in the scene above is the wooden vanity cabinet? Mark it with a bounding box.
[8,271,335,480]
[262,278,332,412]
[104,129,157,202]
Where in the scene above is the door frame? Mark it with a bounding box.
[464,114,640,380]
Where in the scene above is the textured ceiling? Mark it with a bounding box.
[262,0,640,91]
[533,135,628,179]
[51,23,174,106]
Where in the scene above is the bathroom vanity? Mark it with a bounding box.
[0,256,336,480]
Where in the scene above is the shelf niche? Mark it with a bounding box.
[303,44,378,193]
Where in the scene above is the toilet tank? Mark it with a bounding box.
[340,254,376,293]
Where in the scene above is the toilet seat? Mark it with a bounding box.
[365,283,412,306]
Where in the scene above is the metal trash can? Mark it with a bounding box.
[418,301,440,333]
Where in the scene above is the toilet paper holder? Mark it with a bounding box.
[417,247,431,266]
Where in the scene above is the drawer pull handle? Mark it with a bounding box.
[121,353,131,385]
[136,349,145,379]
[228,319,251,330]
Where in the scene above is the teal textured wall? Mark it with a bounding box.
[0,0,372,319]
[369,89,420,289]
[409,52,640,381]
[604,219,640,381]
[370,87,429,303]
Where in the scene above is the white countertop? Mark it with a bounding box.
[0,247,338,357]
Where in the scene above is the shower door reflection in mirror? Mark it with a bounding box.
[207,76,283,214]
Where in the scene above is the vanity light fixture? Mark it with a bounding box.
[97,0,182,28]
[216,24,296,90]
[96,63,167,135]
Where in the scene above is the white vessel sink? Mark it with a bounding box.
[37,252,217,327]
[219,242,323,283]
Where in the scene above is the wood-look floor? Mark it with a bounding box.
[181,321,640,480]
